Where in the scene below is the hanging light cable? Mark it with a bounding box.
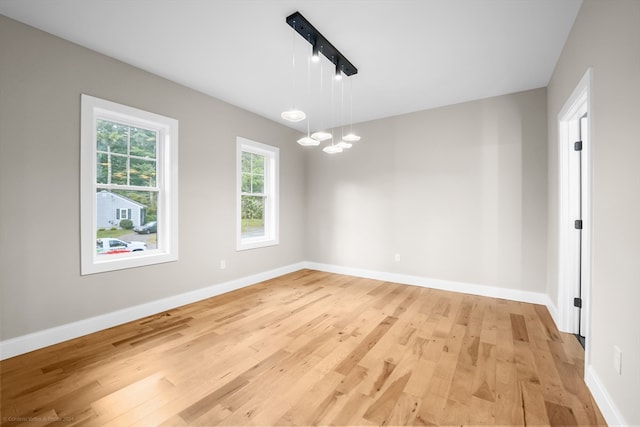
[298,49,319,146]
[281,19,306,123]
[311,53,332,142]
[343,77,361,142]
[323,57,343,154]
[336,80,352,149]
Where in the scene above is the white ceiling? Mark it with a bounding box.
[0,0,582,132]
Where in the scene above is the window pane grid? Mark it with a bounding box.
[241,152,265,195]
[240,150,267,239]
[96,119,157,188]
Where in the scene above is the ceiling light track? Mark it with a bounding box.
[285,11,358,78]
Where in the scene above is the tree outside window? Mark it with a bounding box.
[241,151,265,238]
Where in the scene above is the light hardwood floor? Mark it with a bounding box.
[1,270,606,426]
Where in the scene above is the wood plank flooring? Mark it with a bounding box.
[0,269,606,426]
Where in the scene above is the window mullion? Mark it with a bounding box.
[126,125,131,186]
[97,185,159,192]
[107,145,112,185]
[128,154,158,161]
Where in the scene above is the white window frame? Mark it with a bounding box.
[236,137,279,251]
[118,208,129,220]
[81,94,179,275]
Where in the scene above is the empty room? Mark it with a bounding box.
[0,1,638,426]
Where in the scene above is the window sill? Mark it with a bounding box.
[236,237,279,252]
[82,250,178,275]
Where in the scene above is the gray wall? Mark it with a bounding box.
[547,1,640,424]
[306,88,548,293]
[0,16,307,340]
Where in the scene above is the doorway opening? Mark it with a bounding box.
[558,69,592,359]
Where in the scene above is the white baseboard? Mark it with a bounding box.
[0,261,561,361]
[545,299,561,330]
[0,262,305,360]
[585,365,628,426]
[305,261,555,309]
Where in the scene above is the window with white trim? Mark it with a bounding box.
[81,95,178,274]
[117,208,130,220]
[236,137,279,250]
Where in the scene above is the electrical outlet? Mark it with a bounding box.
[220,260,226,270]
[394,253,401,262]
[614,345,622,375]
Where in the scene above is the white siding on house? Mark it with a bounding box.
[96,191,145,229]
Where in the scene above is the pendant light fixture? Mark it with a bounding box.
[298,54,320,146]
[336,79,352,150]
[311,42,320,63]
[323,144,343,154]
[343,77,361,142]
[311,131,332,142]
[298,136,320,146]
[334,63,343,81]
[311,52,332,142]
[282,109,306,122]
[281,17,306,123]
[284,12,361,153]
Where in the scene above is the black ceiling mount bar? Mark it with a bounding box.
[286,11,358,77]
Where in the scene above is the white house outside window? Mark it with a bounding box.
[236,137,279,251]
[81,95,178,274]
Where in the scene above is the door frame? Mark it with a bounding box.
[557,68,593,364]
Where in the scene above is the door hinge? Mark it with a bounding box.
[574,141,583,151]
[574,297,582,308]
[575,219,583,229]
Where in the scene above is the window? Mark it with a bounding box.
[81,95,178,275]
[117,208,131,220]
[236,137,279,250]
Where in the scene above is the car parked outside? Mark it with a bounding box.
[133,221,157,234]
[96,238,146,255]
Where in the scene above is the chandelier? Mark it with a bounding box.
[282,12,361,154]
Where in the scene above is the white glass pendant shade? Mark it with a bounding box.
[311,131,332,141]
[323,145,343,154]
[336,141,352,149]
[297,136,320,146]
[281,109,306,122]
[342,133,361,142]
